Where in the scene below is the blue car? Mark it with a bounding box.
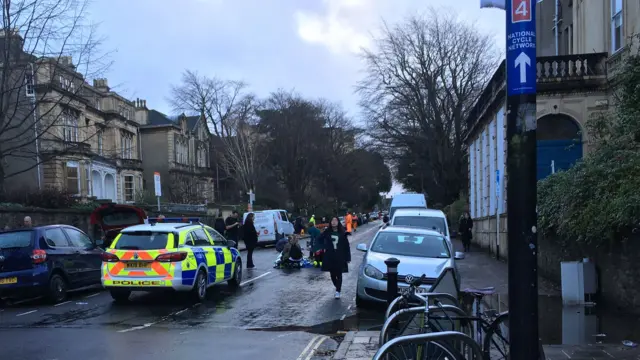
[0,225,103,304]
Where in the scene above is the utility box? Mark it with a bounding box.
[561,259,598,305]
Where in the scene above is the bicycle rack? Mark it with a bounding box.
[373,331,484,360]
[380,304,470,345]
[385,292,462,320]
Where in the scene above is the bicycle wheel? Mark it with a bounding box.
[382,307,472,345]
[378,338,466,360]
[483,312,510,360]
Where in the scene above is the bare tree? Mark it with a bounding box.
[170,70,246,137]
[0,0,111,194]
[357,7,500,205]
[170,71,265,193]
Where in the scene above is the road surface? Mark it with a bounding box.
[0,222,384,360]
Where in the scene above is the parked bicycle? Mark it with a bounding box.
[380,274,510,360]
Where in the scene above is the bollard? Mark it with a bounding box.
[385,257,401,307]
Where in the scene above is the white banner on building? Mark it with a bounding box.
[480,0,505,9]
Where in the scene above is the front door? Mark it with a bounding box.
[63,227,102,285]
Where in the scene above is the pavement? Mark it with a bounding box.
[0,223,381,360]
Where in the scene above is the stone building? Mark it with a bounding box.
[135,100,215,204]
[0,33,144,203]
[465,0,639,257]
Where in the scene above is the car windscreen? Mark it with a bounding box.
[393,216,447,234]
[0,230,33,249]
[114,232,169,250]
[371,231,450,258]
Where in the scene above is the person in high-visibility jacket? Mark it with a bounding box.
[310,215,316,225]
[345,213,353,233]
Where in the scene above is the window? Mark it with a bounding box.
[611,0,623,52]
[95,98,101,110]
[114,232,169,250]
[64,228,93,248]
[205,227,226,245]
[392,216,448,235]
[25,72,34,97]
[85,167,91,196]
[0,231,33,248]
[66,161,80,195]
[62,109,78,142]
[59,76,73,91]
[44,228,70,247]
[120,132,133,159]
[123,175,134,202]
[197,147,207,167]
[370,231,451,259]
[191,229,212,246]
[97,131,103,155]
[176,137,188,164]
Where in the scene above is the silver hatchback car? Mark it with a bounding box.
[355,225,464,307]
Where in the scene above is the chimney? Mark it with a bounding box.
[134,98,149,125]
[93,78,109,92]
[135,98,148,109]
[0,28,24,59]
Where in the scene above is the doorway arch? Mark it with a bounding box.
[104,174,116,202]
[536,114,583,180]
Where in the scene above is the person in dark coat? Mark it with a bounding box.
[458,211,473,252]
[320,216,351,299]
[243,212,258,269]
[214,212,226,235]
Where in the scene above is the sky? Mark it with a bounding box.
[88,0,507,195]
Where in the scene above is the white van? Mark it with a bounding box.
[243,209,294,245]
[389,193,428,219]
[390,208,453,252]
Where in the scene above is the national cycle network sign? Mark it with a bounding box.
[505,0,536,96]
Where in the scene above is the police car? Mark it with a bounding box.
[101,217,242,302]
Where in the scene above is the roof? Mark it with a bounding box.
[145,110,202,132]
[392,208,446,218]
[379,225,443,237]
[121,223,201,233]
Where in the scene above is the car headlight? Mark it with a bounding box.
[364,264,384,280]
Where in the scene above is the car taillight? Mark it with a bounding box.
[101,252,120,263]
[31,249,47,264]
[155,252,187,262]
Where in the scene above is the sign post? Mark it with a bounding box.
[505,0,539,358]
[154,172,162,212]
[247,189,255,212]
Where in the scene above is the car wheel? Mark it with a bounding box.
[191,270,207,302]
[110,289,131,303]
[228,259,243,288]
[46,274,68,304]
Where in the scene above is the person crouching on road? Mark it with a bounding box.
[306,222,321,259]
[243,212,258,269]
[321,216,351,299]
[280,235,303,267]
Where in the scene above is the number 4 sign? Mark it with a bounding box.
[512,0,532,23]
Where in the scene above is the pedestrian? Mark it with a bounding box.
[345,212,353,234]
[320,216,351,299]
[309,214,316,226]
[294,216,304,235]
[242,212,258,269]
[214,212,226,235]
[352,212,358,232]
[23,216,32,228]
[459,211,474,252]
[225,210,241,244]
[306,222,321,258]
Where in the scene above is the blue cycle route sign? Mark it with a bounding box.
[506,0,536,96]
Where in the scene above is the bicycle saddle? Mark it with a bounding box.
[463,287,495,296]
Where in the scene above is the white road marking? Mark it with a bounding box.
[85,293,100,298]
[116,308,189,333]
[347,305,352,310]
[16,310,37,317]
[53,301,71,307]
[240,271,271,286]
[296,335,321,360]
[340,314,346,321]
[304,336,327,360]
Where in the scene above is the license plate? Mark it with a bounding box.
[400,286,427,294]
[0,277,17,285]
[125,262,149,269]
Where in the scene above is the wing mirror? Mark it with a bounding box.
[356,243,368,252]
[454,252,465,260]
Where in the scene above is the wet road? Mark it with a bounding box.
[0,222,384,360]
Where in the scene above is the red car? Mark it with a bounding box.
[90,204,147,248]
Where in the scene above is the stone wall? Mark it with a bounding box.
[0,207,216,240]
[471,214,640,312]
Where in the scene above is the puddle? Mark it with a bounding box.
[247,310,384,335]
[472,293,640,345]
